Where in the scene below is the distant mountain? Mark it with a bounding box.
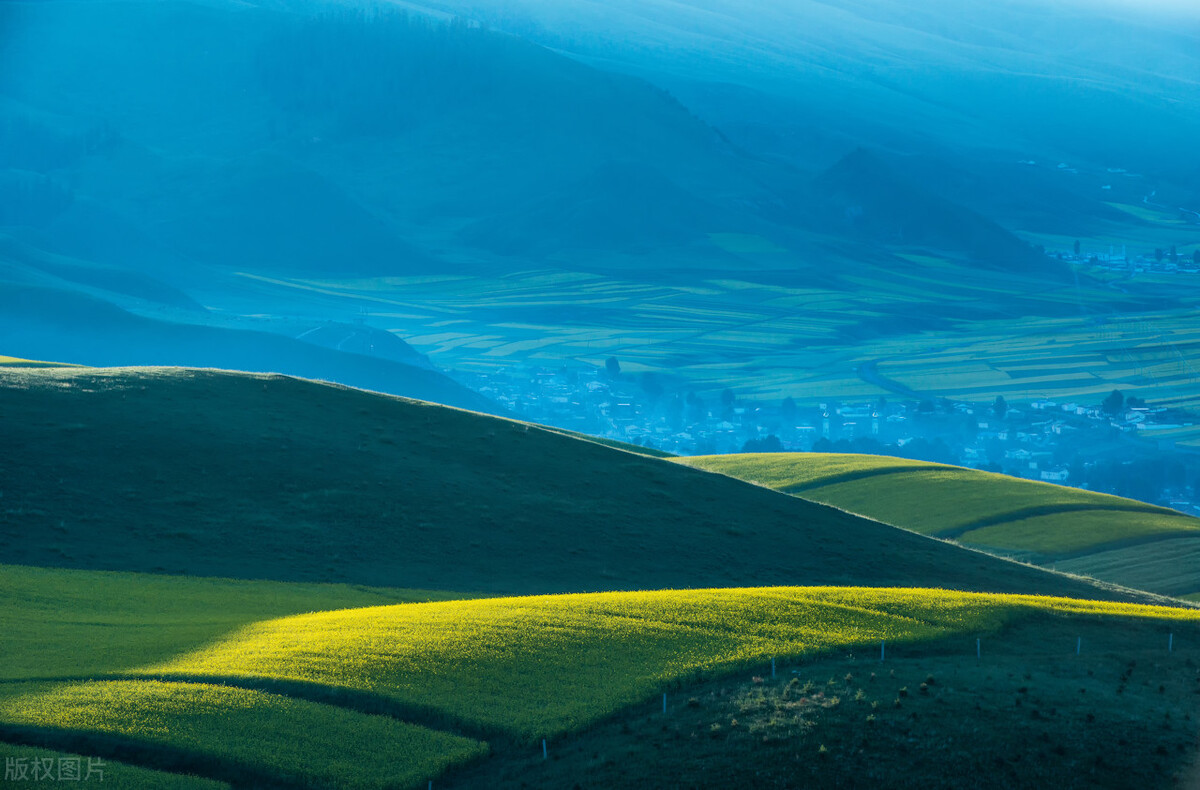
[0,285,498,414]
[813,149,1063,275]
[0,2,774,271]
[406,0,1200,179]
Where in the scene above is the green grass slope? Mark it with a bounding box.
[4,566,1200,788]
[683,453,1200,596]
[0,366,1133,599]
[0,681,485,790]
[0,564,466,681]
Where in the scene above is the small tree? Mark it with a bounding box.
[993,395,1007,420]
[605,356,621,379]
[1102,389,1124,417]
[742,435,783,453]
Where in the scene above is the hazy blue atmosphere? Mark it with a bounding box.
[3,0,1200,505]
[6,2,1200,788]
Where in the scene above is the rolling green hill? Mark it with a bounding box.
[682,453,1200,597]
[3,564,1200,789]
[0,365,1144,599]
[5,370,1200,787]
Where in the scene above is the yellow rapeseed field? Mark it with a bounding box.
[135,587,1200,738]
[0,680,487,790]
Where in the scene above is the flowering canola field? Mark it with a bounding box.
[6,570,1200,788]
[138,587,1200,738]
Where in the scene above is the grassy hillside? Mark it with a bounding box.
[442,613,1200,789]
[683,453,1200,596]
[4,565,1200,788]
[0,366,1132,599]
[0,564,466,681]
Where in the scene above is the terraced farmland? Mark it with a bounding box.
[5,565,1200,788]
[683,453,1200,596]
[227,258,1200,410]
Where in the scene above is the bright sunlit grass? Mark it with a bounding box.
[0,680,486,790]
[133,587,1200,739]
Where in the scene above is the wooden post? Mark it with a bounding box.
[662,692,667,714]
[771,657,776,678]
[1170,633,1174,652]
[1076,637,1081,656]
[881,640,885,662]
[976,638,980,659]
[542,739,547,760]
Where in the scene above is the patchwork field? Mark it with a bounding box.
[684,453,1200,596]
[212,261,1200,425]
[4,564,1200,788]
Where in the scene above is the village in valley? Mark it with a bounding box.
[459,359,1200,517]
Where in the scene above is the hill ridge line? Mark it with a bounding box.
[781,463,952,493]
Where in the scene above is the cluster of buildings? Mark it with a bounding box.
[458,363,1200,515]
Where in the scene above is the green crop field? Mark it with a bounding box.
[0,681,485,790]
[0,564,470,680]
[5,563,1200,788]
[1055,538,1200,599]
[684,453,1200,596]
[137,587,1200,739]
[958,511,1200,556]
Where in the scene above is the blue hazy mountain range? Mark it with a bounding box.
[0,0,1196,401]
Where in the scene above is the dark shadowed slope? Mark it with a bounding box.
[0,365,1152,600]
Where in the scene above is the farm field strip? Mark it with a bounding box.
[229,261,1200,412]
[955,511,1200,557]
[796,472,1166,537]
[680,453,1199,582]
[1053,538,1200,598]
[682,452,946,491]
